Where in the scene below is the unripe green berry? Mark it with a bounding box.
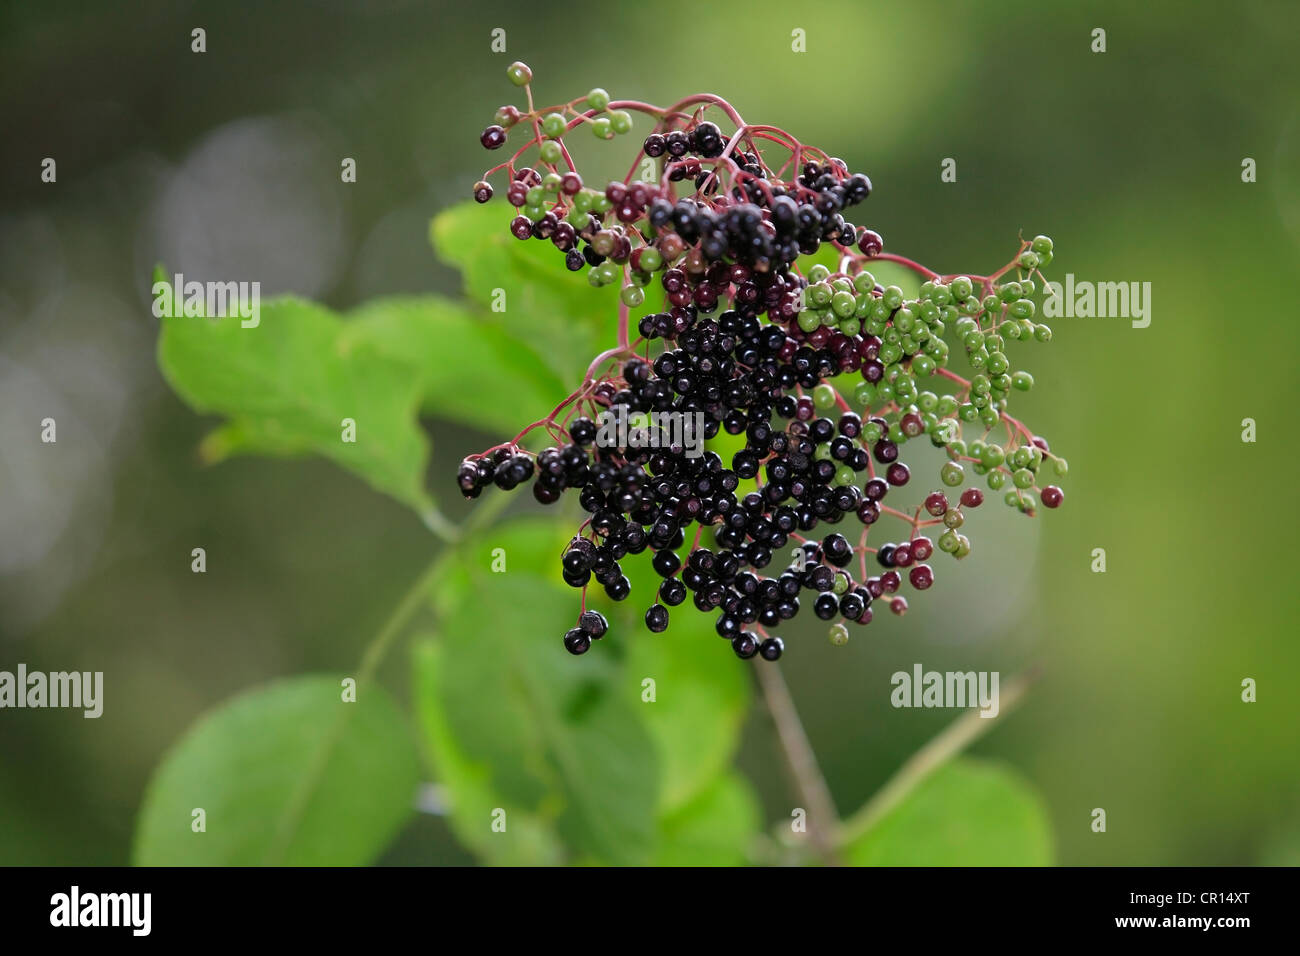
[539,140,562,165]
[541,113,567,139]
[507,61,533,86]
[608,110,633,134]
[831,290,856,318]
[1009,298,1036,320]
[586,87,610,110]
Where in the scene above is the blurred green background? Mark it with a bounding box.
[2,0,1298,865]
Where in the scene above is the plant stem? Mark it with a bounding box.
[422,502,462,544]
[265,492,513,863]
[835,666,1041,848]
[752,661,842,866]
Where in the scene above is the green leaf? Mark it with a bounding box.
[842,758,1054,866]
[342,296,569,435]
[412,639,564,865]
[419,524,660,864]
[133,675,419,866]
[620,602,750,813]
[156,287,433,516]
[652,773,762,866]
[430,202,618,379]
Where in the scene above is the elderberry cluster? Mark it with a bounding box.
[458,64,1069,660]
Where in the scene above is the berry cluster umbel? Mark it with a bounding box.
[460,63,1068,660]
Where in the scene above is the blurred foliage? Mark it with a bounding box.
[2,0,1297,867]
[133,675,418,865]
[842,759,1053,866]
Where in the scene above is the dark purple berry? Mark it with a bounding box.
[858,229,883,257]
[732,632,759,659]
[578,609,608,638]
[645,604,669,632]
[563,628,591,655]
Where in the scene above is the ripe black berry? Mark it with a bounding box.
[813,592,839,620]
[732,632,759,659]
[659,578,687,606]
[579,609,608,638]
[645,604,670,632]
[653,549,682,577]
[563,628,591,655]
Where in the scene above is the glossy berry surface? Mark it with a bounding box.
[457,63,1068,660]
